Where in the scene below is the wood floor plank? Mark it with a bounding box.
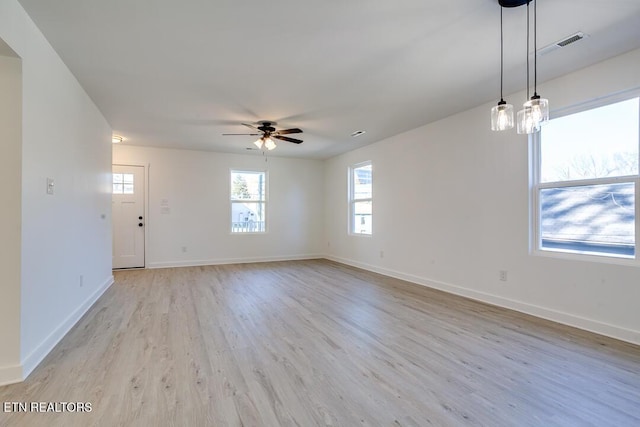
[1,259,639,426]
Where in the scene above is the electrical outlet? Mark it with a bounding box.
[181,246,187,253]
[380,250,384,258]
[499,270,508,282]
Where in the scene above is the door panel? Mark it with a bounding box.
[112,165,145,269]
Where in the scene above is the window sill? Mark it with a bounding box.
[531,247,638,267]
[230,231,268,236]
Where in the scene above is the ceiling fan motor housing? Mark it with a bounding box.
[257,121,277,134]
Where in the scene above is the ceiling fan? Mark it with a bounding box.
[223,121,303,150]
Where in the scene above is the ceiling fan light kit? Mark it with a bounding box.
[254,137,276,150]
[492,0,549,135]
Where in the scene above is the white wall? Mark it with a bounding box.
[113,145,324,267]
[0,52,22,385]
[325,49,640,345]
[0,0,114,384]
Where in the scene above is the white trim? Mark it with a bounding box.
[539,175,638,189]
[325,255,640,346]
[532,245,636,266]
[20,275,115,380]
[0,364,23,387]
[528,134,539,254]
[230,169,268,234]
[550,87,640,120]
[348,160,373,236]
[147,254,324,269]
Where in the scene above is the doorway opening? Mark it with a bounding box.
[112,164,146,269]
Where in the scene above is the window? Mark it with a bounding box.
[349,161,372,235]
[533,95,639,259]
[230,170,266,233]
[113,173,134,194]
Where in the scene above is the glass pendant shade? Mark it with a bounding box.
[523,95,549,125]
[517,106,541,134]
[264,137,276,150]
[491,101,514,131]
[254,138,264,149]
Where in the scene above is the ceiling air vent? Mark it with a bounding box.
[557,32,585,47]
[538,32,587,56]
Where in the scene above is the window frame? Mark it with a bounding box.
[531,90,640,265]
[348,160,373,236]
[229,169,268,234]
[112,172,135,195]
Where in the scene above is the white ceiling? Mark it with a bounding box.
[15,0,640,159]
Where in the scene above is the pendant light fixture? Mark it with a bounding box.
[517,1,538,134]
[517,0,548,134]
[491,5,514,131]
[523,0,549,126]
[493,0,550,135]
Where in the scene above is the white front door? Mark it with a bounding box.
[112,165,145,269]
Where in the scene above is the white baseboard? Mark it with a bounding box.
[147,254,324,269]
[0,364,23,387]
[20,275,115,380]
[326,255,640,346]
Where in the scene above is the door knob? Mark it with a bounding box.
[138,223,144,227]
[138,216,143,220]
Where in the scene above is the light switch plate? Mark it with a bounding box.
[46,178,54,195]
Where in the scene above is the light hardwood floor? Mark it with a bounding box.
[1,260,639,426]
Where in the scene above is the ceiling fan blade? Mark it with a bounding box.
[242,123,261,131]
[222,133,260,136]
[274,128,303,135]
[274,135,303,144]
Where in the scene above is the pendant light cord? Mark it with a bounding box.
[500,6,504,102]
[533,0,538,96]
[526,1,530,100]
